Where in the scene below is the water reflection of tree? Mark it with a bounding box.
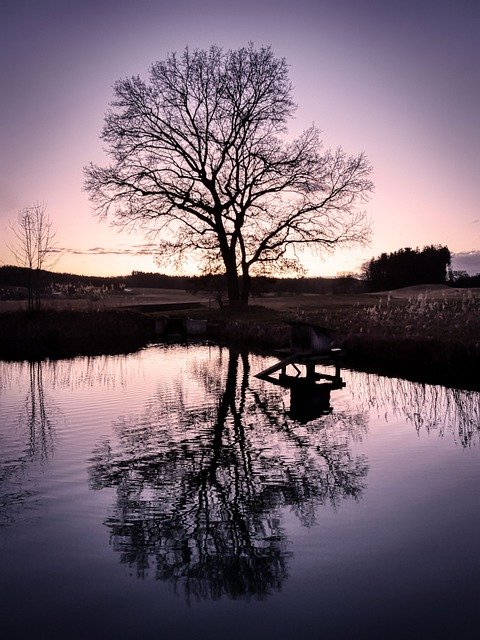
[0,361,57,525]
[89,349,368,601]
[23,361,55,461]
[349,371,480,447]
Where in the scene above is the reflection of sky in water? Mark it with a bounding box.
[88,350,368,600]
[1,345,480,638]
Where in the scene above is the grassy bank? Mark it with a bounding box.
[200,288,480,389]
[0,309,155,360]
[1,287,479,389]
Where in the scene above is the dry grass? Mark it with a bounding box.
[200,286,480,387]
[289,288,480,342]
[277,287,480,388]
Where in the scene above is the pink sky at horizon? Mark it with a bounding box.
[1,0,479,278]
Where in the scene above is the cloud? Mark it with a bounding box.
[57,244,158,257]
[451,250,480,275]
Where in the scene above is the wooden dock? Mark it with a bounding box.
[255,349,344,386]
[254,323,345,421]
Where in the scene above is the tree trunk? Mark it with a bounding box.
[34,268,41,311]
[223,253,243,308]
[225,269,244,308]
[27,267,34,313]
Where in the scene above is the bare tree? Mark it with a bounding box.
[9,203,57,311]
[85,44,373,306]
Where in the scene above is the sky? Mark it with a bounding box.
[1,0,479,277]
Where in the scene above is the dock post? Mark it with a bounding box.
[306,361,316,381]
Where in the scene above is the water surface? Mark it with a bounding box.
[1,344,480,639]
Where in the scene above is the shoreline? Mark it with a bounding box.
[207,314,480,391]
[1,307,479,391]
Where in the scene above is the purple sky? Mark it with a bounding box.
[1,0,479,276]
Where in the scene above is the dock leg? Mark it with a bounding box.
[306,362,316,381]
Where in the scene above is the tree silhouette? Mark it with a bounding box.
[85,44,372,306]
[362,245,451,291]
[9,203,58,311]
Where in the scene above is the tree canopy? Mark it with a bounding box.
[362,245,451,291]
[85,44,373,305]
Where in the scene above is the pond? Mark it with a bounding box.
[1,343,480,639]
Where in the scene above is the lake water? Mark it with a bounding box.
[1,343,480,639]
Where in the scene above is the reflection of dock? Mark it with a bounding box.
[255,323,345,421]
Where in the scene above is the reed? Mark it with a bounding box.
[277,292,478,386]
[205,291,480,387]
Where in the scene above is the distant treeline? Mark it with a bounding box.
[363,246,452,292]
[0,265,125,289]
[0,266,188,290]
[3,260,477,300]
[186,273,364,296]
[0,265,365,296]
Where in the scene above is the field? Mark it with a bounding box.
[262,284,480,343]
[0,287,211,312]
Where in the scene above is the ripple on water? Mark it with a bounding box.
[1,344,480,640]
